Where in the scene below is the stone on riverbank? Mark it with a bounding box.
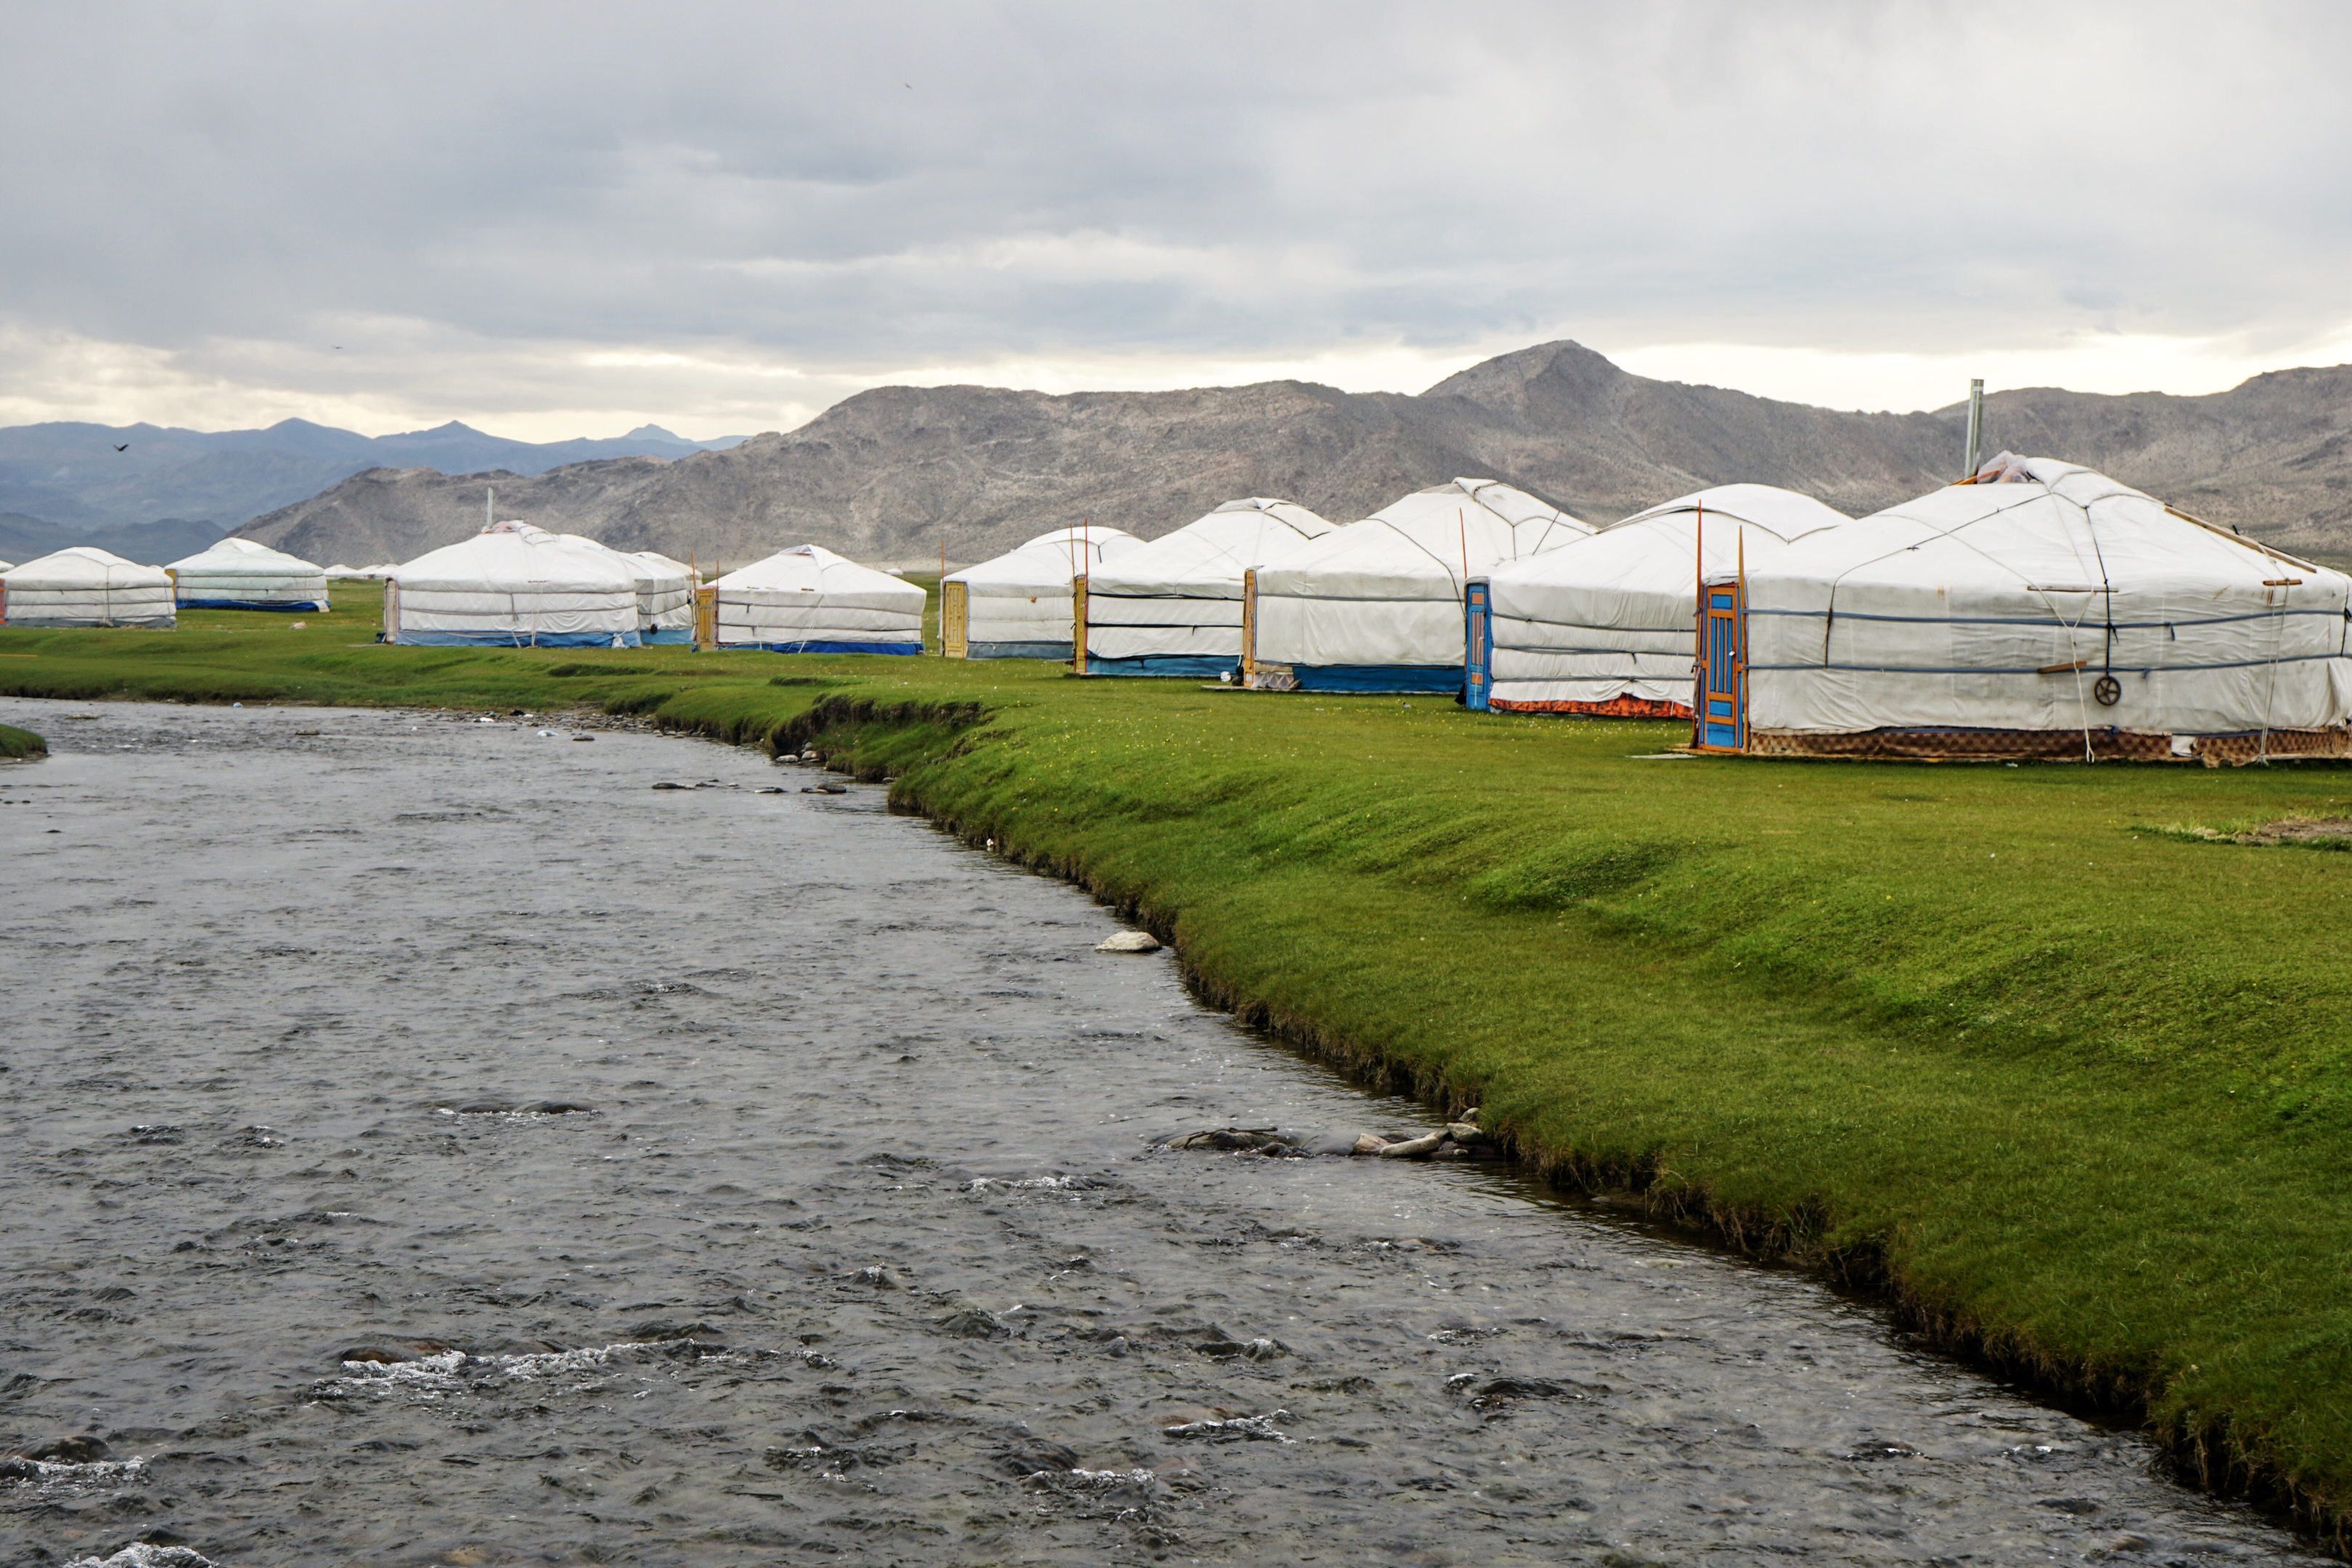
[1095,931,1162,952]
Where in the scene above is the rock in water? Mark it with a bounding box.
[1375,1131,1446,1159]
[1095,931,1161,953]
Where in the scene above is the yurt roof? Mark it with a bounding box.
[4,546,171,587]
[1601,483,1853,541]
[1090,499,1336,595]
[1492,485,1848,595]
[632,550,696,579]
[714,544,926,607]
[947,526,1143,591]
[167,536,325,574]
[1260,479,1591,596]
[552,533,688,592]
[393,523,639,594]
[1755,457,2322,599]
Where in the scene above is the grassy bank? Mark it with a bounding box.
[0,722,44,759]
[7,590,2352,1542]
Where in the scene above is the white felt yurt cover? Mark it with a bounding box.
[386,522,641,647]
[711,545,926,653]
[546,534,693,644]
[1482,485,1850,716]
[1742,457,2352,754]
[1,547,176,628]
[629,552,698,643]
[1082,498,1336,677]
[167,536,331,611]
[1251,478,1591,691]
[946,525,1142,659]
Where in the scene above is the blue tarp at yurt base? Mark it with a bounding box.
[1738,455,2352,762]
[1472,484,1850,717]
[711,544,926,654]
[944,525,1142,659]
[1248,479,1589,693]
[385,523,641,647]
[1079,498,1335,677]
[168,537,332,611]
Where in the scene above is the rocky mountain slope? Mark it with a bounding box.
[240,341,2352,569]
[0,417,745,558]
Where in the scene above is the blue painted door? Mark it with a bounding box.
[1463,579,1491,710]
[1697,579,1744,751]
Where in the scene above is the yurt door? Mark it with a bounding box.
[1463,578,1493,711]
[1695,576,1746,752]
[942,580,968,658]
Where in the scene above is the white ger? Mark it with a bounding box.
[711,545,926,653]
[1731,455,2352,764]
[944,525,1141,660]
[1079,498,1336,677]
[1247,478,1589,693]
[166,537,332,612]
[1,547,176,628]
[1473,484,1850,717]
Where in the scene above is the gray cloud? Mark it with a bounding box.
[4,0,2348,433]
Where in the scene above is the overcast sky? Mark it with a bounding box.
[4,0,2349,439]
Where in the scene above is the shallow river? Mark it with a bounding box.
[0,700,2314,1567]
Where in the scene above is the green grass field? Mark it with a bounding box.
[6,580,2351,1538]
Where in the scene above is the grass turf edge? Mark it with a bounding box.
[0,722,47,759]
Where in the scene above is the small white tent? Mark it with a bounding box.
[631,552,698,644]
[1,547,175,628]
[385,522,641,647]
[944,525,1142,659]
[167,536,331,611]
[1249,478,1590,692]
[1735,456,2352,762]
[1079,499,1336,677]
[1476,485,1850,717]
[546,534,693,645]
[711,544,926,653]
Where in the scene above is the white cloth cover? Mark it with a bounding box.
[947,525,1143,656]
[2,547,175,627]
[1084,499,1336,666]
[388,522,640,646]
[166,536,331,609]
[1746,458,2352,738]
[1254,479,1590,676]
[1486,485,1850,712]
[629,552,697,636]
[545,534,692,636]
[711,544,926,650]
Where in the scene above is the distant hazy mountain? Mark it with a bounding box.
[240,340,2352,571]
[0,417,746,561]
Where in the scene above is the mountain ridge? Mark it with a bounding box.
[239,340,2352,570]
[0,417,746,560]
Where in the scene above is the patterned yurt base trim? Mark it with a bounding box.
[1745,727,2352,767]
[1490,695,1690,719]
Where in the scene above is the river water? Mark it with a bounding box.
[0,699,2313,1567]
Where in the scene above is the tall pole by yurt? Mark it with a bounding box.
[1964,379,1985,479]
